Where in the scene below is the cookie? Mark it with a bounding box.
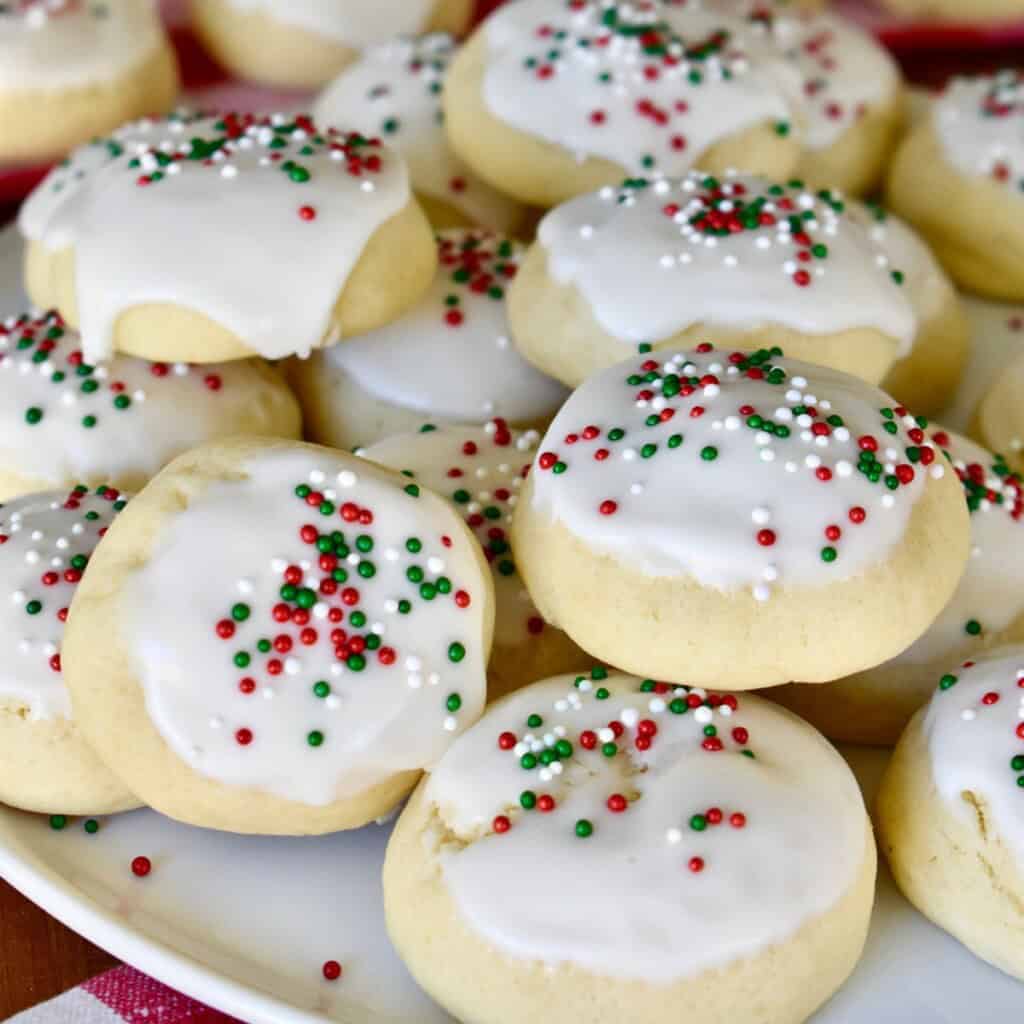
[192,0,473,89]
[877,646,1024,981]
[508,174,917,389]
[313,34,526,235]
[21,112,437,365]
[886,71,1024,301]
[880,0,1024,21]
[62,438,495,835]
[0,0,179,164]
[0,310,302,502]
[973,351,1024,474]
[290,229,568,451]
[384,673,876,1024]
[443,0,803,208]
[0,487,138,815]
[362,422,586,702]
[772,428,1024,745]
[512,344,970,688]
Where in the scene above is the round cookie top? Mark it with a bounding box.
[118,444,493,806]
[893,428,1023,667]
[425,671,867,982]
[478,0,799,179]
[0,0,163,91]
[322,229,568,424]
[0,309,300,493]
[33,112,411,364]
[923,646,1024,860]
[536,173,917,351]
[0,485,126,721]
[528,343,944,598]
[933,70,1024,193]
[222,0,438,46]
[313,34,522,232]
[363,420,546,650]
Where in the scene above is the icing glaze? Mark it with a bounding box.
[363,421,546,649]
[529,343,942,596]
[924,647,1024,861]
[537,174,917,351]
[0,486,126,721]
[933,71,1024,194]
[0,0,164,91]
[317,229,568,423]
[313,35,522,232]
[426,672,867,982]
[223,0,437,46]
[35,113,411,364]
[480,0,799,178]
[123,448,492,807]
[891,430,1024,666]
[0,310,300,492]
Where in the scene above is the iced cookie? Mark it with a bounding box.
[291,229,568,451]
[62,438,494,835]
[508,174,917,389]
[362,422,585,702]
[313,35,526,235]
[385,673,876,1024]
[772,429,1024,745]
[0,310,302,503]
[0,487,138,815]
[192,0,473,90]
[443,0,803,208]
[0,0,179,164]
[887,71,1024,301]
[877,647,1024,981]
[512,344,970,688]
[973,351,1024,474]
[22,112,437,365]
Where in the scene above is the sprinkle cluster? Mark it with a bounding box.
[437,231,519,329]
[975,70,1024,189]
[0,0,87,25]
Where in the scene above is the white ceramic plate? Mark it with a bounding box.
[2,226,1024,1022]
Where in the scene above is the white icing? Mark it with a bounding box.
[934,71,1024,193]
[0,0,163,91]
[537,173,918,351]
[480,0,799,178]
[427,674,866,982]
[313,35,523,233]
[123,448,492,807]
[223,0,436,46]
[319,229,568,423]
[0,310,299,491]
[529,344,939,595]
[924,646,1024,861]
[892,430,1024,666]
[363,422,547,649]
[0,487,124,720]
[34,113,410,364]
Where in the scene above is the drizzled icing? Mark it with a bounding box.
[536,173,917,351]
[223,0,437,46]
[123,448,492,807]
[933,71,1024,194]
[529,344,942,597]
[317,229,568,423]
[31,112,410,364]
[0,486,126,720]
[426,672,866,982]
[363,421,547,649]
[313,35,522,233]
[891,430,1024,666]
[480,0,798,178]
[924,647,1024,861]
[0,0,163,91]
[0,310,300,493]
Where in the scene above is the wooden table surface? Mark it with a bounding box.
[0,879,117,1019]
